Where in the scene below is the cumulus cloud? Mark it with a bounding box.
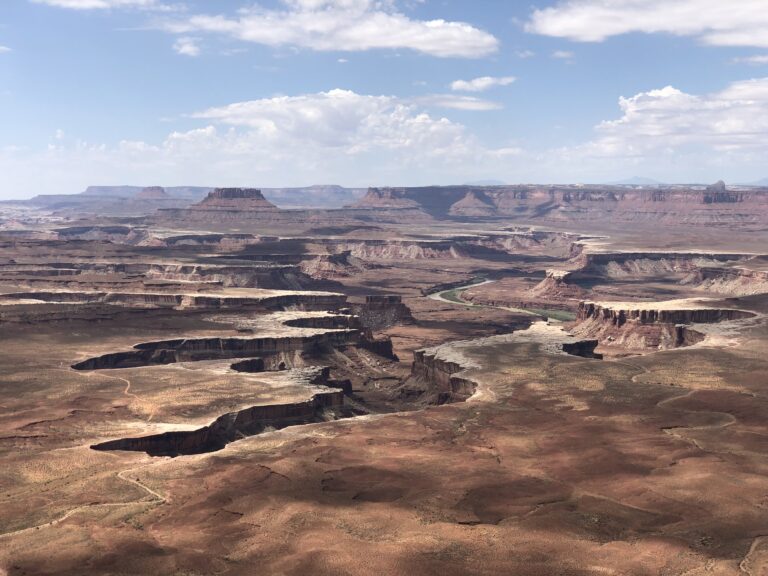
[526,0,768,48]
[173,37,200,56]
[8,80,768,197]
[162,0,498,58]
[2,89,517,197]
[190,89,478,153]
[575,78,768,162]
[450,76,515,92]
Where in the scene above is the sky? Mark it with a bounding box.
[1,0,768,198]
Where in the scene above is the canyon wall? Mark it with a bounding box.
[572,301,754,351]
[91,368,349,456]
[352,185,768,225]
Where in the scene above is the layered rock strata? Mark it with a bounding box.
[352,184,768,224]
[572,299,755,351]
[90,367,351,456]
[409,323,601,404]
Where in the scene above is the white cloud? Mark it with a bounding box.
[526,0,768,48]
[733,54,768,65]
[190,89,480,152]
[450,76,515,92]
[573,78,768,163]
[162,0,498,58]
[0,46,11,54]
[173,36,200,56]
[7,80,768,197]
[514,49,535,59]
[31,0,170,9]
[1,89,516,197]
[551,50,574,59]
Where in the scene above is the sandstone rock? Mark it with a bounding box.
[136,186,170,200]
[192,188,278,211]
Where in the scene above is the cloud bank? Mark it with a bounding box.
[162,0,499,58]
[527,0,768,48]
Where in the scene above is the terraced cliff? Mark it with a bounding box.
[352,184,768,225]
[90,367,350,456]
[572,299,755,352]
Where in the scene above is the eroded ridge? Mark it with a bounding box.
[571,298,757,353]
[90,367,355,456]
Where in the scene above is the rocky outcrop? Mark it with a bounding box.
[449,190,496,217]
[681,266,768,296]
[136,186,170,200]
[91,367,351,456]
[0,289,346,311]
[408,325,601,404]
[0,260,321,291]
[527,270,587,304]
[411,349,477,404]
[299,252,370,279]
[349,184,768,225]
[192,188,278,211]
[570,251,748,280]
[577,301,755,326]
[72,330,362,370]
[230,357,266,373]
[54,226,151,245]
[572,300,754,351]
[351,295,414,331]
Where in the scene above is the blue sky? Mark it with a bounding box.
[1,0,768,198]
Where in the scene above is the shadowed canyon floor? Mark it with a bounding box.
[1,185,768,575]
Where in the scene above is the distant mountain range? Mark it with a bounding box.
[18,184,367,216]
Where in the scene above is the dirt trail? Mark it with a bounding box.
[0,462,166,539]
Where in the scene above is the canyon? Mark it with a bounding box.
[0,180,767,576]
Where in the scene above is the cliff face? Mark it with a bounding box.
[0,290,346,312]
[682,266,768,296]
[572,300,754,352]
[91,367,349,456]
[351,295,414,331]
[410,349,477,404]
[408,326,601,405]
[448,190,497,217]
[571,251,747,280]
[72,330,362,370]
[136,186,170,200]
[577,301,755,326]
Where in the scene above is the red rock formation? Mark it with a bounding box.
[449,190,496,217]
[135,186,170,200]
[192,188,278,211]
[572,300,754,352]
[349,184,768,225]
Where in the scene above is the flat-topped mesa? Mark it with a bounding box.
[193,188,278,211]
[351,187,422,209]
[347,183,768,224]
[135,186,170,200]
[577,300,755,326]
[573,299,756,352]
[448,190,496,217]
